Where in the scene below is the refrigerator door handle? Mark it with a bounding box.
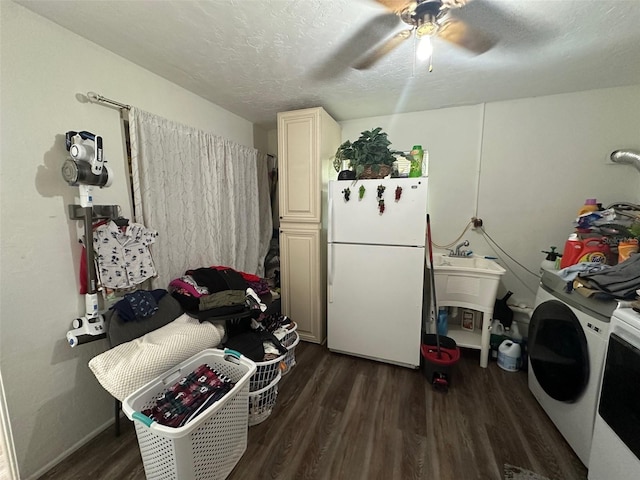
[328,243,333,303]
[328,186,333,244]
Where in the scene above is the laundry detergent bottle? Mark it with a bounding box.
[560,233,583,269]
[576,237,610,264]
[577,198,599,216]
[409,145,423,178]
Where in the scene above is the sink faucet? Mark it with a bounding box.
[449,240,470,257]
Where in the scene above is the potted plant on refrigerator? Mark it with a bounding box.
[334,127,407,179]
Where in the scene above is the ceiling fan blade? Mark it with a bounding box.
[354,29,413,70]
[311,12,400,80]
[373,0,415,14]
[437,18,496,54]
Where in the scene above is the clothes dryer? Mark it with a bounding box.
[588,307,640,480]
[528,271,616,466]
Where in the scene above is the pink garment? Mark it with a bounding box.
[169,277,208,298]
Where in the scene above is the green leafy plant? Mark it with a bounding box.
[334,127,406,178]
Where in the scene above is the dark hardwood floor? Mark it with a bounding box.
[39,342,587,480]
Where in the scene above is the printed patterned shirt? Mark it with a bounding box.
[93,221,158,288]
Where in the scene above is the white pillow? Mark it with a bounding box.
[88,313,224,401]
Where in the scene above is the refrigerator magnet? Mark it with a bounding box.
[395,186,402,201]
[377,184,386,199]
[342,188,351,202]
[359,185,366,200]
[378,198,385,214]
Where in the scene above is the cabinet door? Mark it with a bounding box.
[279,225,325,344]
[277,109,321,223]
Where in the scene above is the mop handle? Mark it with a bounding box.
[426,214,442,357]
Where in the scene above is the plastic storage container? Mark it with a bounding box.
[122,349,256,480]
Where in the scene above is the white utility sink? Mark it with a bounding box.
[430,254,507,276]
[427,254,507,368]
[427,254,506,312]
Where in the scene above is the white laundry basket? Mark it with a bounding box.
[248,371,281,426]
[122,348,256,480]
[281,332,300,376]
[250,352,285,392]
[274,321,297,348]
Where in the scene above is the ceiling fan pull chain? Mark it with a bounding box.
[412,33,418,78]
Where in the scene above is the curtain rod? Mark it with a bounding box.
[87,91,131,110]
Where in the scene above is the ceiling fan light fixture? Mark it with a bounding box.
[415,12,439,37]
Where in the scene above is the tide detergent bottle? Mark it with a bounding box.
[560,234,609,269]
[576,238,610,264]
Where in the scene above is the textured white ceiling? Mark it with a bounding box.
[15,0,640,128]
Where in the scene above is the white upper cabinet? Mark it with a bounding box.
[277,107,341,223]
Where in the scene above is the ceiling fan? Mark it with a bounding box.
[354,0,497,70]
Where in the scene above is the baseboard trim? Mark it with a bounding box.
[25,417,116,480]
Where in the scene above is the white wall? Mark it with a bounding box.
[340,85,640,307]
[3,2,640,477]
[0,3,254,479]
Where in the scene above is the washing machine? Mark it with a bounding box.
[588,307,640,480]
[528,270,616,466]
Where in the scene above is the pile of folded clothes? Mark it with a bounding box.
[168,266,267,320]
[567,254,640,299]
[141,363,234,428]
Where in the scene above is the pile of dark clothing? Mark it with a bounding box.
[224,316,288,363]
[141,363,234,428]
[260,313,295,338]
[110,289,168,322]
[168,266,267,321]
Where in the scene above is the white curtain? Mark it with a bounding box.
[129,108,272,288]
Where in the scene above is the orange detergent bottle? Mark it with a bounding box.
[560,235,610,269]
[577,198,599,216]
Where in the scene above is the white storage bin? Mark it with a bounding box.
[248,372,281,426]
[122,348,256,480]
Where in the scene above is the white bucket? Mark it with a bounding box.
[497,340,521,372]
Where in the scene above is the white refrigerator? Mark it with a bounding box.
[327,177,428,368]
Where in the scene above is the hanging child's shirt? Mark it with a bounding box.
[93,221,158,288]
